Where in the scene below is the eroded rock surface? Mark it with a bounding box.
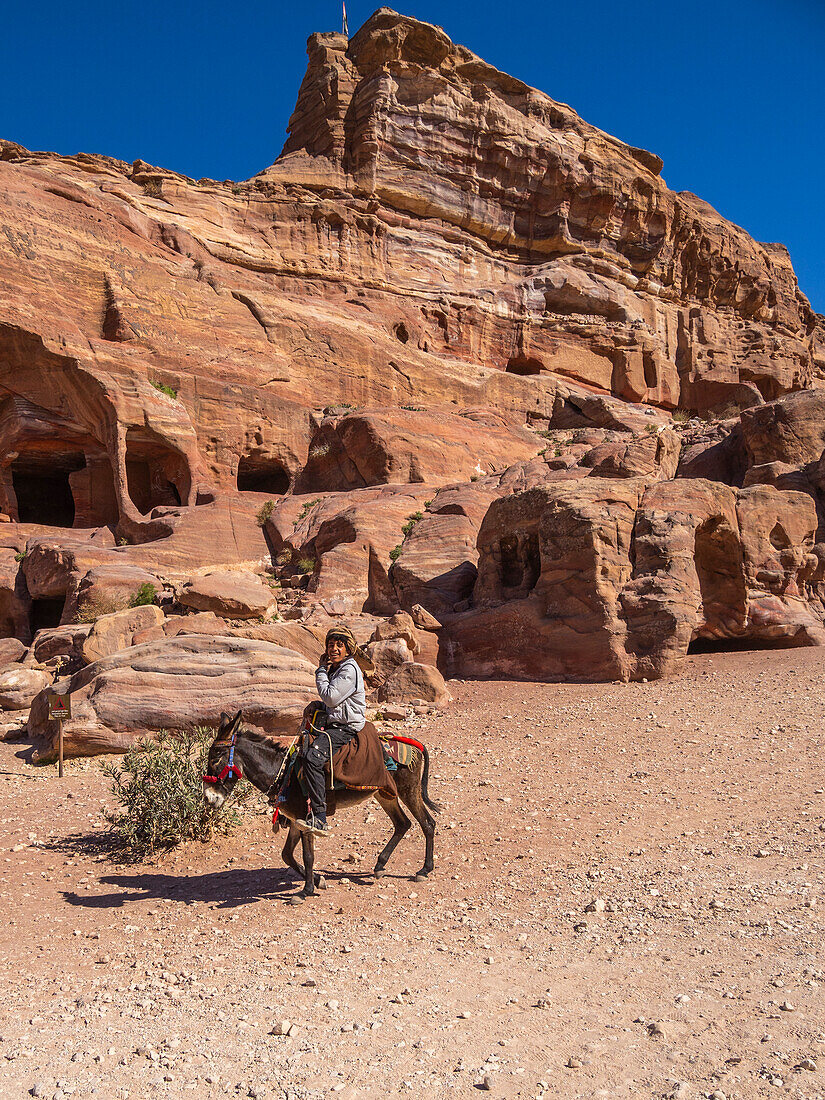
[0,9,823,735]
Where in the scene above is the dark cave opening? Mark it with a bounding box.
[30,597,65,634]
[11,452,85,527]
[687,635,802,654]
[237,455,291,495]
[125,429,189,515]
[505,355,544,376]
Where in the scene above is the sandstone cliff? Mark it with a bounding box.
[1,8,825,735]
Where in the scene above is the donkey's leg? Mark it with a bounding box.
[372,794,411,878]
[281,824,304,879]
[281,823,325,890]
[300,831,317,897]
[397,770,436,880]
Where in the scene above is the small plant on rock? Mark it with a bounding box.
[296,557,316,574]
[73,595,124,623]
[102,728,246,861]
[129,582,158,608]
[389,545,403,562]
[401,511,423,537]
[149,379,178,399]
[256,500,275,526]
[14,550,26,563]
[672,409,691,424]
[295,498,321,523]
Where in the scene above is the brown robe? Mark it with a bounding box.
[329,721,397,800]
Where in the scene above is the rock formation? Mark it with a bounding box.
[0,9,824,755]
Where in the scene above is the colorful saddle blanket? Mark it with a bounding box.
[380,735,423,768]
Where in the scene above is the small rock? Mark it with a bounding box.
[778,1000,795,1012]
[566,1057,582,1069]
[797,1057,817,1071]
[585,898,606,913]
[647,1022,667,1038]
[476,1075,492,1091]
[270,1020,294,1036]
[675,994,691,1005]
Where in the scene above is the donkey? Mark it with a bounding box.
[203,711,440,901]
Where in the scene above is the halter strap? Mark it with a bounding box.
[203,727,243,784]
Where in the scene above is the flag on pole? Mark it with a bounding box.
[343,1,349,36]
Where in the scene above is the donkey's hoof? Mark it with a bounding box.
[372,869,385,880]
[414,871,431,882]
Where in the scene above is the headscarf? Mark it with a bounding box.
[325,625,374,676]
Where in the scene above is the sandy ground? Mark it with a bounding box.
[1,647,824,1100]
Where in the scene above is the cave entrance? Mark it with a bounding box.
[237,455,290,495]
[505,355,544,376]
[687,635,799,654]
[499,532,541,596]
[30,598,64,634]
[11,451,85,527]
[125,429,189,515]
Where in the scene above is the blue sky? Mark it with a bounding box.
[2,0,823,312]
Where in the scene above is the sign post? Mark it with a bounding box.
[46,691,71,778]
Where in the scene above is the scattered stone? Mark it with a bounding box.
[797,1058,817,1071]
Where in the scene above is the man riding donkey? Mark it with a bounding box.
[296,625,392,837]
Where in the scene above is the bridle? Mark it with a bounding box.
[203,728,243,785]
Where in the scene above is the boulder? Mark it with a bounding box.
[177,571,276,619]
[411,605,442,631]
[27,624,92,674]
[0,666,50,711]
[73,564,161,621]
[29,635,317,760]
[81,605,165,664]
[162,611,229,637]
[580,428,680,480]
[0,637,27,667]
[366,637,415,684]
[377,663,452,708]
[232,621,327,665]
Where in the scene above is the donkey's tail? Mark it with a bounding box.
[420,743,442,815]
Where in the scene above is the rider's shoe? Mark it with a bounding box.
[296,813,330,837]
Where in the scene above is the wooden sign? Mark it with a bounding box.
[47,691,71,720]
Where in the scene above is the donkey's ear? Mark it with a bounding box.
[232,709,243,730]
[219,711,230,726]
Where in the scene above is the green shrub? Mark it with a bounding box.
[401,511,424,537]
[672,409,690,424]
[102,728,246,861]
[256,500,275,526]
[389,545,403,562]
[150,379,178,399]
[14,551,26,563]
[296,557,316,574]
[129,582,158,608]
[296,498,321,522]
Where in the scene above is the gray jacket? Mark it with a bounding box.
[315,656,366,732]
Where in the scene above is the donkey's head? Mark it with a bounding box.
[203,710,244,809]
